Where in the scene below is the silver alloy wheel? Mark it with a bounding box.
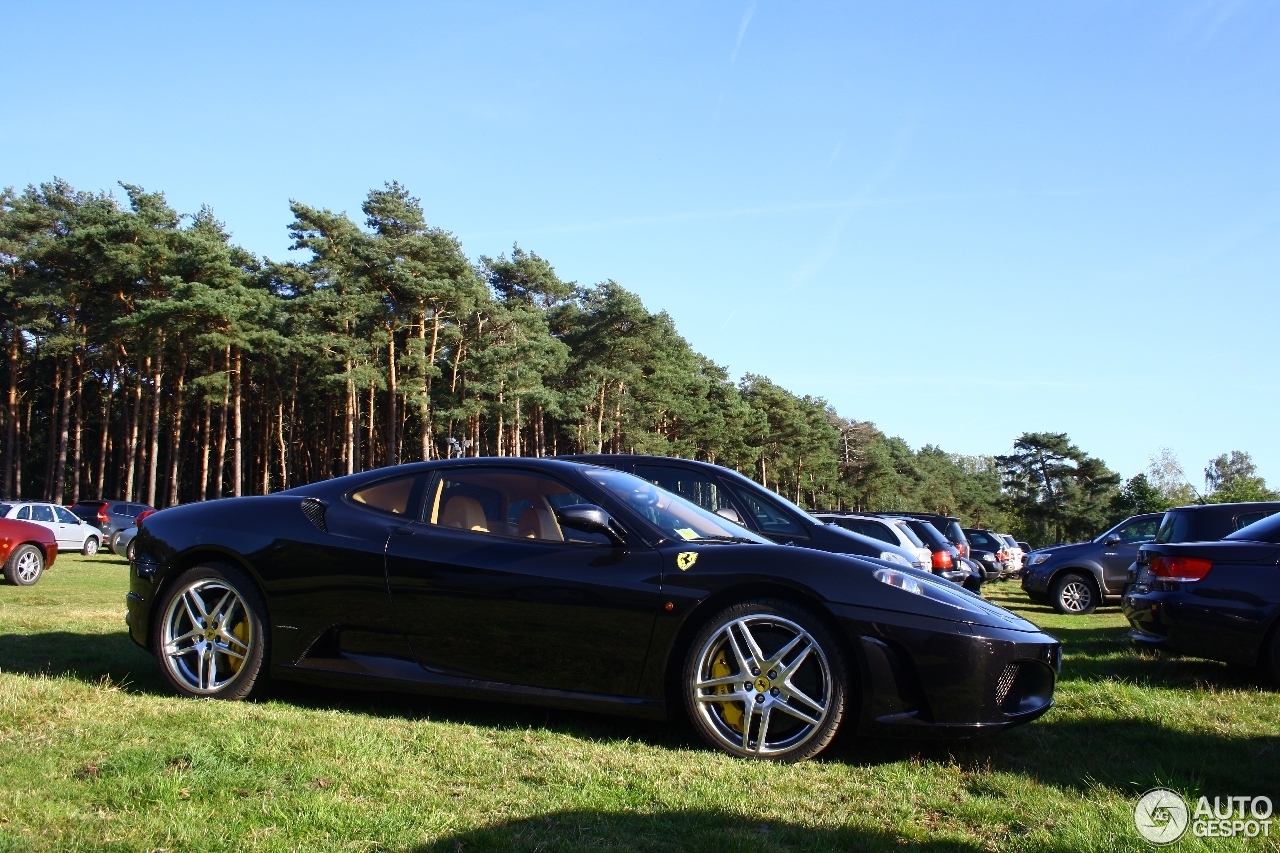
[83,537,99,556]
[161,578,253,694]
[691,615,832,756]
[14,549,41,583]
[1059,580,1092,613]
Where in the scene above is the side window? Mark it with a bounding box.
[726,485,806,538]
[1116,517,1160,543]
[31,505,56,523]
[55,506,79,524]
[350,475,422,516]
[859,521,897,545]
[16,506,30,520]
[1235,510,1278,530]
[425,468,612,545]
[112,504,131,517]
[633,465,738,516]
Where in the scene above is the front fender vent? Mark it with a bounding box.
[301,498,328,533]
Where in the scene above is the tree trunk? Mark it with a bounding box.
[277,399,287,490]
[95,364,114,500]
[387,332,398,466]
[422,309,441,461]
[514,397,522,457]
[366,381,376,470]
[3,334,19,499]
[198,396,211,502]
[124,357,145,502]
[213,346,229,500]
[232,348,242,497]
[166,356,186,507]
[145,342,164,506]
[70,353,84,503]
[344,362,355,476]
[595,378,607,454]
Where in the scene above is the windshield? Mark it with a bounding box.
[1226,511,1280,544]
[582,468,770,544]
[1155,511,1190,544]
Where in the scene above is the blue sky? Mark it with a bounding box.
[4,1,1278,486]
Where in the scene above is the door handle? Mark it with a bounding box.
[390,526,415,536]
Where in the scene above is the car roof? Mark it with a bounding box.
[1166,501,1280,513]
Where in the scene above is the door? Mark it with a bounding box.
[23,505,62,545]
[1099,515,1161,592]
[385,466,663,697]
[53,506,87,549]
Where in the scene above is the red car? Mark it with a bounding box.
[0,517,58,585]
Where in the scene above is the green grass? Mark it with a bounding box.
[1,556,1277,852]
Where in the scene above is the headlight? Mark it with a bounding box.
[878,551,912,567]
[873,567,924,595]
[1026,553,1051,566]
[981,553,997,561]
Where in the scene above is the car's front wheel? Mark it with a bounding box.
[82,536,99,557]
[1051,572,1097,615]
[152,562,269,700]
[683,599,847,762]
[3,544,44,586]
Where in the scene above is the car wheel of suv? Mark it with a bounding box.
[152,562,269,700]
[683,599,847,762]
[1051,572,1097,615]
[3,544,45,586]
[82,536,99,557]
[125,540,136,562]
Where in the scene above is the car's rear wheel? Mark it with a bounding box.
[683,599,846,762]
[82,536,99,557]
[1051,572,1097,615]
[125,540,136,562]
[152,562,269,700]
[3,544,44,586]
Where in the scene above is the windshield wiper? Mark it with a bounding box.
[678,535,758,544]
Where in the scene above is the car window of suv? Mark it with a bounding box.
[425,468,612,545]
[892,521,925,548]
[633,464,738,517]
[111,504,132,517]
[967,531,994,547]
[1227,511,1280,543]
[31,505,55,523]
[725,485,806,538]
[1114,516,1160,543]
[55,506,80,524]
[856,520,897,545]
[15,506,30,520]
[1234,510,1278,530]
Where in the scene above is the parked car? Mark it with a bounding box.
[1016,540,1032,556]
[813,513,931,569]
[998,535,1024,576]
[70,499,156,542]
[565,455,923,567]
[871,512,973,561]
[1123,510,1280,681]
[1151,501,1280,545]
[892,516,983,591]
[112,525,140,561]
[128,457,1061,762]
[963,529,1010,580]
[0,516,58,585]
[0,501,102,555]
[1020,513,1164,614]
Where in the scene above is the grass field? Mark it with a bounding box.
[0,554,1276,852]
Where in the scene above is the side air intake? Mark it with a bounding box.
[301,497,328,532]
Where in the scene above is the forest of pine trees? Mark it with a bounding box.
[3,177,1142,542]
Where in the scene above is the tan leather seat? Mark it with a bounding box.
[517,504,563,541]
[440,496,489,532]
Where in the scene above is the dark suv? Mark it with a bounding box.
[964,528,1011,579]
[564,455,922,566]
[1150,501,1280,545]
[1021,513,1164,614]
[69,500,156,541]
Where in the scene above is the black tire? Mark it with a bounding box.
[82,536,100,557]
[3,544,45,586]
[151,562,269,700]
[125,539,136,562]
[1051,571,1097,615]
[110,531,123,555]
[682,598,847,762]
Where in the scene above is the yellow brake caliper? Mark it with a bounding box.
[228,620,249,674]
[712,650,744,733]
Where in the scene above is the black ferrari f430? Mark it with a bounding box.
[127,458,1060,761]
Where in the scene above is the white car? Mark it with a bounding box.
[814,513,933,569]
[997,533,1024,576]
[0,501,101,555]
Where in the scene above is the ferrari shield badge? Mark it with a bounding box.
[677,552,698,571]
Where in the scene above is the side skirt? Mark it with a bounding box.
[274,653,669,721]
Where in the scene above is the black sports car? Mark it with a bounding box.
[1123,510,1280,679]
[126,458,1060,762]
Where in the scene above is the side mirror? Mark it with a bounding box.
[1105,535,1121,546]
[554,504,627,547]
[715,506,743,525]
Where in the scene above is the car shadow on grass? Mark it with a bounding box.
[407,807,1079,853]
[0,630,166,693]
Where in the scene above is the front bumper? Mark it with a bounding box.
[829,603,1060,737]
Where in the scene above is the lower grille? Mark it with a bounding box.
[995,663,1020,707]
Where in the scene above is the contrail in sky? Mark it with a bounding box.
[730,2,756,63]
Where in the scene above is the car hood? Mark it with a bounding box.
[1029,541,1098,562]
